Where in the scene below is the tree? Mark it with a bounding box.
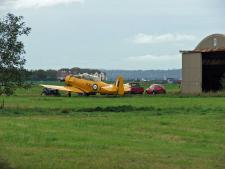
[0,13,31,102]
[46,69,57,81]
[35,69,47,81]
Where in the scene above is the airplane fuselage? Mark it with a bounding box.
[41,74,130,96]
[65,75,110,94]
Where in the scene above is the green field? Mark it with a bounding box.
[0,84,225,169]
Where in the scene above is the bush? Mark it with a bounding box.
[61,108,70,114]
[0,158,14,169]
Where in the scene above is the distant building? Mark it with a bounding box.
[57,69,71,80]
[57,68,107,81]
[99,72,107,81]
[167,78,176,84]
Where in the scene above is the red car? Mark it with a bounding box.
[129,82,144,94]
[146,84,166,95]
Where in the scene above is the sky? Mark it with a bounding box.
[0,0,224,70]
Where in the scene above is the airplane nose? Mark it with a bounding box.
[64,75,75,85]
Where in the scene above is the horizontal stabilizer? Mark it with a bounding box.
[100,76,130,96]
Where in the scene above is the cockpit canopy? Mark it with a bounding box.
[74,73,101,82]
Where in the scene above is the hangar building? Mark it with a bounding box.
[181,34,225,93]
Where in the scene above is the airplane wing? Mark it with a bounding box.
[100,76,131,95]
[40,85,84,94]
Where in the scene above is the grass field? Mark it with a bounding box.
[0,84,225,169]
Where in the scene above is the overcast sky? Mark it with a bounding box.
[0,0,224,70]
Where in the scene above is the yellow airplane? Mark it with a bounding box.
[40,73,130,96]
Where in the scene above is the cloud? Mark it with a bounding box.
[128,54,180,61]
[132,33,196,44]
[126,54,181,69]
[0,0,83,9]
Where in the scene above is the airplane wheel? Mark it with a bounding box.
[92,84,98,91]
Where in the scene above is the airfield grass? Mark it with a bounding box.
[0,84,225,169]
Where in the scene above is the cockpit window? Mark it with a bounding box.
[75,73,100,82]
[74,75,82,79]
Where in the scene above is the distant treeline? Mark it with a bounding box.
[24,67,103,81]
[24,68,181,81]
[103,69,181,81]
[25,69,58,81]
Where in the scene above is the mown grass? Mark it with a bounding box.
[0,84,225,169]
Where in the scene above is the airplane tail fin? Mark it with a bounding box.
[114,76,124,96]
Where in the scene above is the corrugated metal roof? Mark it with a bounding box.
[180,47,225,54]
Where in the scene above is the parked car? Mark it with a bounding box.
[146,84,166,95]
[129,82,144,94]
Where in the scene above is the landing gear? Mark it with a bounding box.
[84,93,90,96]
[42,88,60,96]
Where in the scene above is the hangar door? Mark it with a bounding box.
[182,53,202,93]
[202,51,225,91]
